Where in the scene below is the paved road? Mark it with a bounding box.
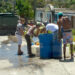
[0,36,75,75]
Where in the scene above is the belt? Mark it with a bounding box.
[63,30,72,32]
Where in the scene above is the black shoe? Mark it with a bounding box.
[18,51,23,55]
[29,54,35,58]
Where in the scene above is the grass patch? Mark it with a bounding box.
[72,29,75,42]
[73,45,75,52]
[73,35,75,42]
[72,29,75,35]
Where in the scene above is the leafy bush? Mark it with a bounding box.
[70,4,75,10]
[16,0,34,19]
[72,29,75,35]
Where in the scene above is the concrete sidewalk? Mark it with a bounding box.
[0,36,75,75]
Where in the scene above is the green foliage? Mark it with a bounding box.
[0,1,13,13]
[16,0,34,19]
[0,7,6,13]
[36,0,45,7]
[47,0,75,8]
[72,29,75,35]
[29,0,45,8]
[0,0,75,18]
[5,2,13,12]
[70,4,75,9]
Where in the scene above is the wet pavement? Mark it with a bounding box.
[0,36,75,75]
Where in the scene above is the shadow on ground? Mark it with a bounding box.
[0,40,46,75]
[59,58,74,62]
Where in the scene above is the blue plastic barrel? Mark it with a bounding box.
[40,46,52,59]
[39,34,53,46]
[52,40,62,59]
[39,34,53,59]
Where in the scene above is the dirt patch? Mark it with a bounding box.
[1,40,9,44]
[1,35,17,44]
[8,35,18,43]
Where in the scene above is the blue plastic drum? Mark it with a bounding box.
[39,34,53,59]
[52,40,62,59]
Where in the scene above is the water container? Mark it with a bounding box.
[52,40,62,59]
[39,34,53,46]
[39,34,53,59]
[40,46,52,59]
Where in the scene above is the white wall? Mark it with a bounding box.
[35,10,52,22]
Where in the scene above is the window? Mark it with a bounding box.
[40,13,43,18]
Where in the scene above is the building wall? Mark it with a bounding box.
[35,9,52,22]
[35,8,75,23]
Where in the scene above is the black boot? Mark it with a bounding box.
[28,54,35,58]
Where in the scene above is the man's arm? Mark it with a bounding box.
[57,20,61,40]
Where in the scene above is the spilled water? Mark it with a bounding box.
[0,36,75,75]
[0,36,46,75]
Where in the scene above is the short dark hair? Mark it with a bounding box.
[59,15,63,18]
[58,12,63,18]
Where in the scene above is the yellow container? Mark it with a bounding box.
[48,30,52,34]
[73,38,75,42]
[35,42,40,45]
[24,31,27,35]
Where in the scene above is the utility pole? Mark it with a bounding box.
[34,0,36,22]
